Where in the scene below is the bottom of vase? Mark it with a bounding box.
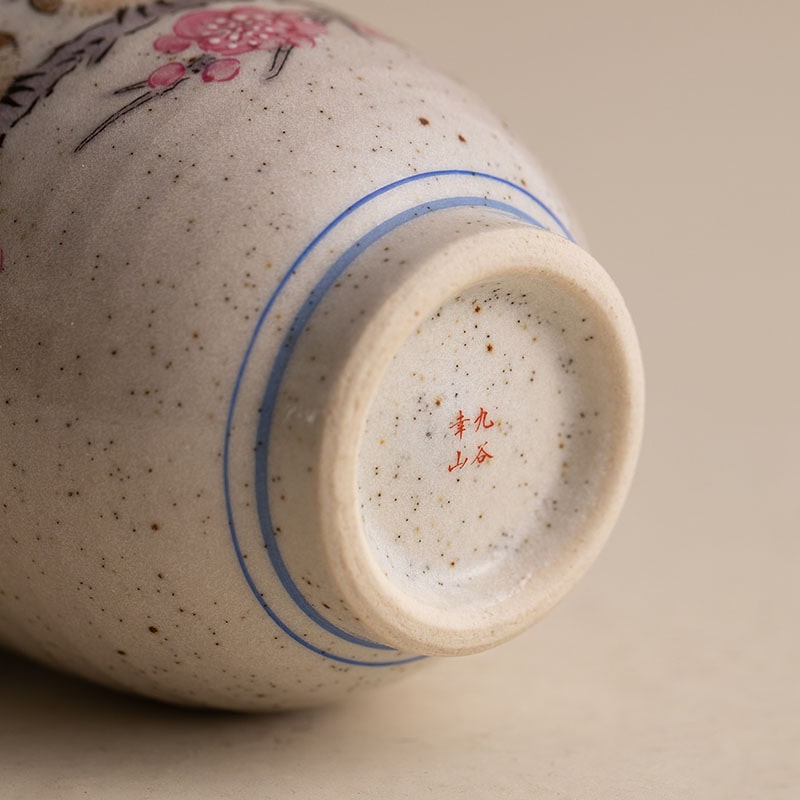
[318,218,643,655]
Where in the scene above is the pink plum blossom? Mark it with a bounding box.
[202,57,241,83]
[153,34,191,54]
[147,61,187,88]
[160,6,326,56]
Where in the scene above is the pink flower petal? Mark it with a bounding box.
[229,6,273,21]
[154,34,191,54]
[171,6,327,55]
[173,10,223,40]
[147,62,187,89]
[202,58,241,83]
[196,35,262,56]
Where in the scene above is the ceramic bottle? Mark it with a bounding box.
[0,1,643,710]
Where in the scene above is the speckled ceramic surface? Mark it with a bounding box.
[0,1,643,710]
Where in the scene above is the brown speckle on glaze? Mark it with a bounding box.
[0,0,640,711]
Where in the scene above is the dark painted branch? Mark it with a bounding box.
[0,0,208,146]
[0,1,371,150]
[74,52,215,152]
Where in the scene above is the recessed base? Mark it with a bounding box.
[319,220,643,656]
[358,272,616,613]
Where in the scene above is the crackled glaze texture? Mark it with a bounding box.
[0,1,643,710]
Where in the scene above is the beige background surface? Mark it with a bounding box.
[2,0,799,797]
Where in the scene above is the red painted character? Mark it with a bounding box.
[447,451,469,472]
[449,410,470,440]
[472,442,494,465]
[473,407,495,431]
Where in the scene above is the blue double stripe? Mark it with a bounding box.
[223,170,572,666]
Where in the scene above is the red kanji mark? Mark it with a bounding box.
[473,407,494,431]
[471,442,494,465]
[445,405,497,473]
[447,450,469,472]
[449,410,470,440]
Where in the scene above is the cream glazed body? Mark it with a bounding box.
[0,1,643,710]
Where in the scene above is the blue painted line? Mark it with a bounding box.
[223,169,572,666]
[253,196,545,649]
[226,497,425,667]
